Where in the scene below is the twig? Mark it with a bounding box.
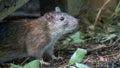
[20,57,30,65]
[83,57,90,63]
[87,44,107,52]
[110,37,120,46]
[94,0,111,27]
[102,53,120,57]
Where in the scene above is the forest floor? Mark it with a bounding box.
[0,23,119,68]
[0,39,119,68]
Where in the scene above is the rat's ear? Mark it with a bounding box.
[44,13,53,22]
[55,7,61,12]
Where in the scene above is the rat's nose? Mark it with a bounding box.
[73,19,78,26]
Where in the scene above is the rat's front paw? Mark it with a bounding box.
[51,55,63,61]
[40,60,50,65]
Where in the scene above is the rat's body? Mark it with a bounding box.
[0,7,78,64]
[0,18,50,64]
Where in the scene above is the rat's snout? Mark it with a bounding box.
[73,19,78,27]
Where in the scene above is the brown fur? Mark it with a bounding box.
[0,18,50,63]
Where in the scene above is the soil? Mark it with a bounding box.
[0,39,119,68]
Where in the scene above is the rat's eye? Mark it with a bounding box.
[59,17,64,21]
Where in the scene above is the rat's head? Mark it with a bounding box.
[43,7,78,37]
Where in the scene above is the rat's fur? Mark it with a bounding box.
[0,7,78,64]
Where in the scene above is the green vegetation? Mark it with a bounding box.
[10,60,40,68]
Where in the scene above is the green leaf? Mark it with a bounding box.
[70,32,80,40]
[63,32,85,45]
[115,2,120,13]
[75,63,89,68]
[105,2,120,23]
[63,38,71,45]
[101,34,117,43]
[69,48,87,65]
[71,39,85,44]
[104,14,115,23]
[9,64,23,68]
[70,32,85,44]
[24,60,40,68]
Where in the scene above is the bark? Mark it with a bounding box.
[0,0,29,20]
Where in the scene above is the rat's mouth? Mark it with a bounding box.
[65,27,76,31]
[63,26,77,34]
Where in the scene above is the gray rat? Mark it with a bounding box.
[0,7,78,65]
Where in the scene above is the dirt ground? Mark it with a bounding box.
[0,39,119,68]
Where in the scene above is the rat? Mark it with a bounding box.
[0,7,78,65]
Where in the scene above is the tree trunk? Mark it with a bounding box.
[0,0,29,20]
